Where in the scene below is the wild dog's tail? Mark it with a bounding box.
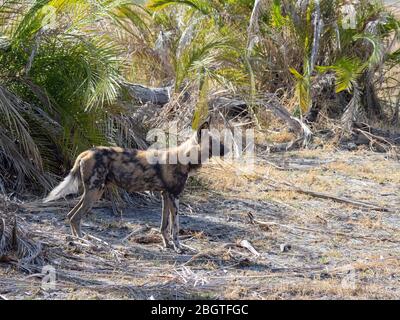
[43,154,84,203]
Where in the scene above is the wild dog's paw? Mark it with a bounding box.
[161,239,174,249]
[173,247,183,254]
[172,242,183,254]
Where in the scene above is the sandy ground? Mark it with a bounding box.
[1,148,400,300]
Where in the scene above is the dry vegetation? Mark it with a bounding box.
[1,0,400,301]
[1,146,399,300]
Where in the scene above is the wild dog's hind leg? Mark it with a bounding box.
[67,197,83,221]
[160,191,172,248]
[67,196,83,236]
[69,188,104,238]
[168,194,181,253]
[69,154,107,237]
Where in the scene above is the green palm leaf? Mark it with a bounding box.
[147,0,213,15]
[317,57,365,93]
[289,66,311,113]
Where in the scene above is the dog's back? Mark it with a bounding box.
[81,146,190,195]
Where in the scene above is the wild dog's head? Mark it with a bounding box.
[179,119,229,169]
[196,120,228,158]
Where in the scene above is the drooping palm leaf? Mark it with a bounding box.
[289,66,311,113]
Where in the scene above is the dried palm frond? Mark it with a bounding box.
[0,198,44,271]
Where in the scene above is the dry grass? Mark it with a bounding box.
[1,148,400,300]
[325,159,400,184]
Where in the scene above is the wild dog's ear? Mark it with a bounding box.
[197,119,210,141]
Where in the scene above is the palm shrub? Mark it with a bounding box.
[145,0,400,129]
[246,0,400,127]
[0,0,148,193]
[146,0,251,127]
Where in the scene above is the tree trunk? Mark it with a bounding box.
[120,82,172,106]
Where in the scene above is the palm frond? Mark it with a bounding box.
[317,57,365,93]
[175,30,235,88]
[0,85,43,171]
[147,0,213,15]
[353,33,384,68]
[289,66,311,113]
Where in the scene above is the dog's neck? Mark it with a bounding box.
[175,133,207,171]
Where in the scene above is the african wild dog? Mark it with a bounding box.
[44,120,227,252]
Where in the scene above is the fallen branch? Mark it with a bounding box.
[180,243,197,253]
[120,82,171,105]
[247,212,399,243]
[210,93,313,152]
[224,161,393,213]
[260,94,313,152]
[338,122,400,157]
[273,179,392,212]
[182,252,215,266]
[354,127,399,156]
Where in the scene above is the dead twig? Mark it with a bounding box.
[237,239,260,257]
[120,225,151,243]
[180,243,197,253]
[221,240,260,257]
[182,252,214,266]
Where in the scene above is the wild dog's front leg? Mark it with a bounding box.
[169,194,182,253]
[160,192,172,249]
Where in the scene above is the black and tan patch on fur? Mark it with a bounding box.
[45,122,228,252]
